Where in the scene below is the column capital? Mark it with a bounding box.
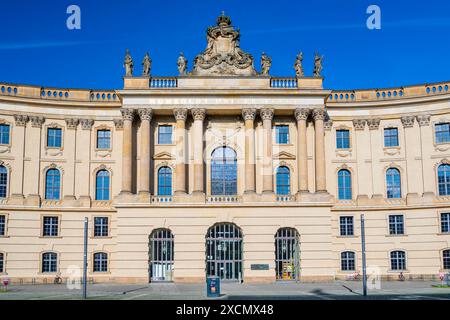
[260,108,274,121]
[191,108,206,121]
[80,119,94,130]
[294,108,310,121]
[120,108,135,121]
[65,118,79,130]
[312,108,327,121]
[14,114,29,127]
[173,108,188,121]
[30,116,45,128]
[113,119,124,130]
[353,119,366,130]
[366,118,381,130]
[138,108,153,121]
[242,108,257,121]
[401,116,415,128]
[324,119,333,131]
[416,114,431,127]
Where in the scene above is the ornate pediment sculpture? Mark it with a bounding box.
[190,13,257,76]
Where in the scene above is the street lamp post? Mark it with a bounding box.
[83,217,88,299]
[361,214,367,297]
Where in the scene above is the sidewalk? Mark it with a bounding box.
[0,281,449,300]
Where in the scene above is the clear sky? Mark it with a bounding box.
[1,0,449,90]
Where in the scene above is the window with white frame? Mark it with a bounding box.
[42,252,58,273]
[389,215,404,235]
[443,250,450,270]
[0,215,5,236]
[0,165,8,198]
[43,216,59,237]
[336,129,350,149]
[93,252,108,272]
[341,251,356,271]
[94,217,109,237]
[0,124,10,145]
[47,128,62,148]
[384,128,399,147]
[96,130,111,150]
[441,213,450,233]
[275,125,289,144]
[0,252,3,273]
[390,251,406,271]
[158,125,173,144]
[435,123,450,144]
[339,216,354,236]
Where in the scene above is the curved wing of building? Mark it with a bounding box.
[0,14,449,284]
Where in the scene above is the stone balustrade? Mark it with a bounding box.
[150,77,178,88]
[207,195,242,203]
[328,81,450,103]
[270,77,298,88]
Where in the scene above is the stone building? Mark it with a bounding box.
[0,14,449,284]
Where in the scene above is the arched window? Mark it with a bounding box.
[276,166,291,195]
[390,250,406,271]
[338,169,352,200]
[206,223,243,281]
[443,250,450,270]
[386,168,401,199]
[0,165,8,198]
[438,164,450,196]
[341,251,356,271]
[211,147,237,195]
[95,170,110,201]
[93,252,108,272]
[0,252,4,273]
[149,229,174,282]
[158,167,172,196]
[42,252,58,273]
[45,169,61,200]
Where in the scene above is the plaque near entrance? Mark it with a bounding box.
[251,264,270,271]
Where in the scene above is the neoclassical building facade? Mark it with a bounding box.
[0,15,449,284]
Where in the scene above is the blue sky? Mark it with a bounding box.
[1,0,449,90]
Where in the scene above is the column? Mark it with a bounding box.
[24,116,44,206]
[243,108,257,194]
[174,108,188,194]
[260,108,274,194]
[313,108,327,193]
[63,118,79,203]
[138,108,152,198]
[10,115,28,202]
[191,108,206,194]
[76,119,94,206]
[402,115,422,199]
[120,108,135,195]
[295,108,310,194]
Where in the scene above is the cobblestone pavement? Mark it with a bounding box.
[0,281,449,300]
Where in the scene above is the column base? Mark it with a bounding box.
[312,191,332,202]
[115,192,136,203]
[242,191,259,202]
[137,191,151,203]
[260,191,276,202]
[62,195,78,207]
[24,194,41,207]
[8,194,25,205]
[296,191,314,202]
[78,196,92,207]
[190,191,206,202]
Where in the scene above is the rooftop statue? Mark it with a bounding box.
[313,52,324,78]
[191,12,257,76]
[177,52,188,75]
[294,52,304,77]
[142,52,152,76]
[260,52,272,76]
[124,49,134,77]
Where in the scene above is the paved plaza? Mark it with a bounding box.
[0,281,449,300]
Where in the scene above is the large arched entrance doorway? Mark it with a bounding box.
[206,223,243,281]
[149,228,174,282]
[275,228,300,281]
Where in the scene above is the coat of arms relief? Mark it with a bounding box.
[190,13,257,76]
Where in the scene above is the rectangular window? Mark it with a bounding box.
[384,128,399,147]
[336,130,350,149]
[436,123,450,144]
[275,125,289,144]
[389,215,404,235]
[0,124,10,145]
[158,125,173,145]
[441,213,450,233]
[47,128,62,148]
[97,130,111,149]
[339,216,354,236]
[0,215,5,236]
[94,217,109,237]
[43,216,59,237]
